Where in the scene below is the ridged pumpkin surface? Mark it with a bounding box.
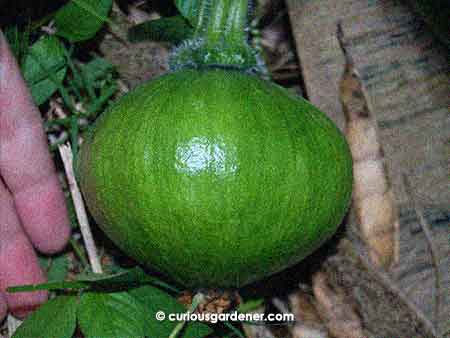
[78,68,352,288]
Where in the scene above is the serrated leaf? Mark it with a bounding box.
[54,0,113,42]
[129,285,212,338]
[21,35,67,105]
[78,291,148,338]
[175,0,202,28]
[38,254,70,281]
[128,15,193,44]
[12,295,78,338]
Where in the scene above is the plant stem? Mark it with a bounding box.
[225,0,249,44]
[70,238,90,269]
[196,0,249,47]
[171,0,266,72]
[194,0,212,36]
[168,292,205,338]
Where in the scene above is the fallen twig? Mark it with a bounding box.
[58,144,103,274]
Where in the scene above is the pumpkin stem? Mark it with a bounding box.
[169,0,268,75]
[196,0,247,48]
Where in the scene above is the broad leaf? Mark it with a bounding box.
[54,0,113,42]
[129,285,212,338]
[78,291,148,338]
[12,296,78,338]
[21,36,67,105]
[128,15,193,43]
[175,0,202,28]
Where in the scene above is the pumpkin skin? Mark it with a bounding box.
[78,68,352,288]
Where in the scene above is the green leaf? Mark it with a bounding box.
[38,254,70,282]
[128,16,193,44]
[175,0,203,28]
[7,267,177,293]
[21,35,67,105]
[7,280,87,293]
[78,291,148,338]
[85,82,118,116]
[4,25,31,66]
[129,285,212,338]
[76,266,152,282]
[54,0,113,42]
[66,194,80,229]
[79,57,115,85]
[76,266,180,292]
[12,295,78,338]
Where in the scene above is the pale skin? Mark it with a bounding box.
[0,30,71,321]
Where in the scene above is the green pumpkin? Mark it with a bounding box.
[78,68,352,288]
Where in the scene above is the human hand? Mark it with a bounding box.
[0,30,71,321]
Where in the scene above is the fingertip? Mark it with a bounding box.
[8,290,48,319]
[0,236,48,319]
[34,222,71,254]
[14,175,72,254]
